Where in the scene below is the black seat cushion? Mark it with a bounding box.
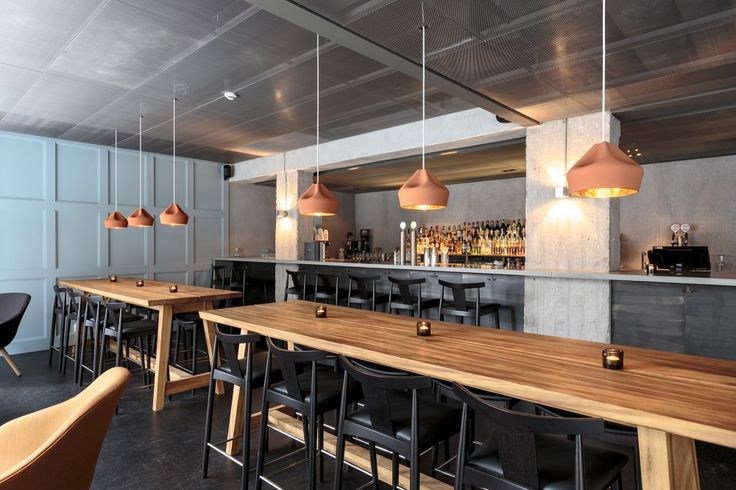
[467,434,628,490]
[391,297,440,310]
[435,379,516,405]
[219,351,283,387]
[118,319,158,337]
[350,293,389,305]
[348,392,461,450]
[271,366,361,411]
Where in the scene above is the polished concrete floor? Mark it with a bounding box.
[1,350,735,489]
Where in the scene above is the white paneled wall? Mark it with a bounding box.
[0,130,229,354]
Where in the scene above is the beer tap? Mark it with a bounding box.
[410,221,417,266]
[399,222,406,266]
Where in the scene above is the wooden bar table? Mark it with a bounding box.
[60,277,239,411]
[200,300,736,490]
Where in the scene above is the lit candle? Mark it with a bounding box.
[169,284,178,293]
[602,347,624,370]
[109,275,118,283]
[416,320,431,337]
[136,279,144,287]
[315,305,327,318]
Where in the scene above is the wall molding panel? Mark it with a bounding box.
[0,130,229,355]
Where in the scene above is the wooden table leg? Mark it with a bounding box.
[152,304,173,412]
[638,427,700,490]
[201,301,224,395]
[225,342,247,456]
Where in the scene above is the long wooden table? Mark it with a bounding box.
[199,300,736,490]
[60,277,239,411]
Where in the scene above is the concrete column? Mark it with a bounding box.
[524,112,621,341]
[275,170,314,301]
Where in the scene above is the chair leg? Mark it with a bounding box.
[317,414,324,483]
[391,452,399,489]
[307,413,318,490]
[410,442,419,490]
[242,378,253,490]
[254,397,270,490]
[202,374,217,478]
[48,310,58,366]
[368,442,379,490]
[0,348,21,377]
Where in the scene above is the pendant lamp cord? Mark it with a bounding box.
[172,96,176,203]
[316,34,320,184]
[114,128,118,211]
[138,113,143,208]
[421,3,426,170]
[601,0,606,143]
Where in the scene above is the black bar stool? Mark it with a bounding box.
[438,279,500,327]
[283,269,308,301]
[98,301,156,383]
[313,272,347,305]
[255,338,360,490]
[452,383,627,490]
[60,291,84,376]
[202,327,280,489]
[48,285,71,369]
[347,274,388,311]
[333,356,462,490]
[76,295,105,385]
[387,276,439,317]
[172,313,205,377]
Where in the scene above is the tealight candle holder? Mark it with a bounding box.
[169,284,178,293]
[315,305,327,318]
[109,275,118,283]
[602,347,624,370]
[136,279,144,287]
[417,320,431,337]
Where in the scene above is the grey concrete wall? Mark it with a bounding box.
[354,177,526,252]
[229,182,275,256]
[320,191,356,258]
[620,156,736,270]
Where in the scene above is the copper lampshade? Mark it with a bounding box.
[398,168,449,210]
[566,142,643,198]
[104,211,128,229]
[128,207,154,227]
[298,183,337,216]
[160,203,189,226]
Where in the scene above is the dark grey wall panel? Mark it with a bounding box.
[684,286,736,360]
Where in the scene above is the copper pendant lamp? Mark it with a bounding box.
[160,96,189,226]
[128,113,154,227]
[566,0,642,198]
[398,18,448,210]
[104,129,129,229]
[298,34,338,217]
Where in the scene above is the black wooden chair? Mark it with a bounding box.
[202,327,281,489]
[98,301,157,384]
[283,269,309,301]
[313,272,348,305]
[0,293,31,377]
[452,383,627,490]
[438,279,500,327]
[347,274,389,311]
[333,356,462,490]
[387,276,439,317]
[60,291,85,377]
[76,295,105,385]
[255,338,360,490]
[48,285,71,369]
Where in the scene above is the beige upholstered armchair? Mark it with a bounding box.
[0,367,130,489]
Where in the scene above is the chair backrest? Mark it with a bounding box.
[439,280,485,311]
[452,383,604,489]
[211,265,232,289]
[52,285,70,313]
[388,276,425,303]
[214,326,261,379]
[315,273,338,294]
[0,293,31,349]
[339,355,432,438]
[0,367,130,489]
[348,274,379,300]
[102,301,128,334]
[286,270,304,290]
[266,337,328,403]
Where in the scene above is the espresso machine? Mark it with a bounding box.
[358,229,371,253]
[646,223,710,273]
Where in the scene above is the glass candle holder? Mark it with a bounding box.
[417,320,431,337]
[109,275,118,283]
[136,279,144,287]
[315,305,327,318]
[169,284,178,293]
[602,347,624,370]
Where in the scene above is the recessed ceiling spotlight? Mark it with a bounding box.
[440,150,459,156]
[223,90,239,101]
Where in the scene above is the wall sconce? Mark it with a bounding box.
[276,210,289,219]
[555,186,569,199]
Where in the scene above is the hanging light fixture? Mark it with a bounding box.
[160,96,189,226]
[298,34,338,217]
[566,0,642,198]
[128,112,154,227]
[104,129,129,229]
[398,9,449,210]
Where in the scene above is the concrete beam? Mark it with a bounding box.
[231,108,525,183]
